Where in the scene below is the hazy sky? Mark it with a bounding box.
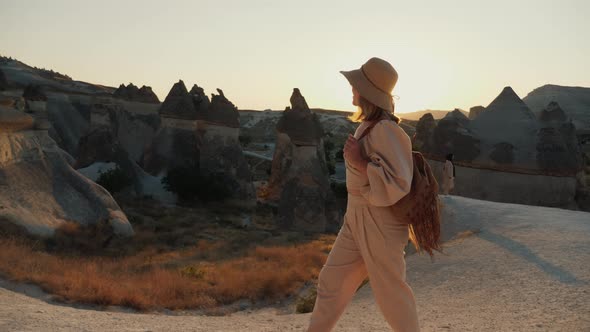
[1,0,588,113]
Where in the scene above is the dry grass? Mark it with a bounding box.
[0,226,335,311]
[0,196,339,311]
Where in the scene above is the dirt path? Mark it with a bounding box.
[1,196,589,331]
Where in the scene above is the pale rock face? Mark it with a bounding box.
[0,104,133,237]
[0,106,34,132]
[524,84,590,130]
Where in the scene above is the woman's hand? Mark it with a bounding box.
[343,134,369,172]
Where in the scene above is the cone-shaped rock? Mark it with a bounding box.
[276,88,323,146]
[539,101,567,122]
[159,80,197,119]
[0,102,133,237]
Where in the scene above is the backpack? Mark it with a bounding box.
[358,120,442,256]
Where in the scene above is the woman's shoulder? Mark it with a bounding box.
[372,119,409,140]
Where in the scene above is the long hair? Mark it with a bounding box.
[349,95,400,124]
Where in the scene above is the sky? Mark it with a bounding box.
[1,0,589,114]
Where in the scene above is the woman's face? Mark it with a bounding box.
[351,87,360,106]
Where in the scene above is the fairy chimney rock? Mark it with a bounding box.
[539,101,567,122]
[469,106,485,120]
[484,86,536,120]
[276,88,323,146]
[159,80,197,120]
[204,88,239,128]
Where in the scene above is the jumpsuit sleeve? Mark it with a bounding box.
[359,121,414,207]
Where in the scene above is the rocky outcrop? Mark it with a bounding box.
[538,101,567,122]
[0,101,133,237]
[189,84,210,116]
[205,89,239,128]
[0,69,7,90]
[113,83,160,103]
[468,106,485,120]
[22,84,47,101]
[198,89,254,202]
[144,81,200,174]
[524,84,590,130]
[275,88,324,146]
[268,89,339,233]
[536,102,580,172]
[159,80,197,120]
[489,142,515,164]
[431,109,480,162]
[413,113,436,152]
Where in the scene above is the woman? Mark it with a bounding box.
[307,57,419,332]
[442,153,455,195]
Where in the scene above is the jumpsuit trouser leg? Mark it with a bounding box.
[307,195,420,332]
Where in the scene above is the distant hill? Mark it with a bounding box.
[523,84,590,130]
[398,109,467,121]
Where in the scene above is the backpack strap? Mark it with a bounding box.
[357,120,380,141]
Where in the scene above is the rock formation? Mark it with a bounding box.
[468,106,485,120]
[0,69,7,90]
[22,84,47,101]
[205,89,240,127]
[536,101,581,172]
[0,100,133,237]
[524,84,590,130]
[159,80,197,120]
[189,84,210,116]
[538,101,567,122]
[268,89,339,233]
[431,109,480,162]
[197,89,254,202]
[413,113,436,152]
[113,83,160,104]
[144,80,200,174]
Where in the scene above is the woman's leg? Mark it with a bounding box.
[357,206,420,332]
[307,220,368,332]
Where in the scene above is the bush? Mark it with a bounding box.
[161,166,231,202]
[96,166,132,193]
[238,135,252,146]
[296,286,317,313]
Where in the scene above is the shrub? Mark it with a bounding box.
[238,135,252,146]
[161,166,231,202]
[296,286,317,313]
[96,166,132,193]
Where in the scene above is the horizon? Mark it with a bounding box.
[1,0,589,114]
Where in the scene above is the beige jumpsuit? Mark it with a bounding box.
[307,120,419,332]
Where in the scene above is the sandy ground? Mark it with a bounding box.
[1,195,589,331]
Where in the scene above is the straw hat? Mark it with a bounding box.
[340,57,398,112]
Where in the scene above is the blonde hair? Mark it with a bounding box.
[348,95,400,124]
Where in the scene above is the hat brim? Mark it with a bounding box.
[340,69,393,112]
